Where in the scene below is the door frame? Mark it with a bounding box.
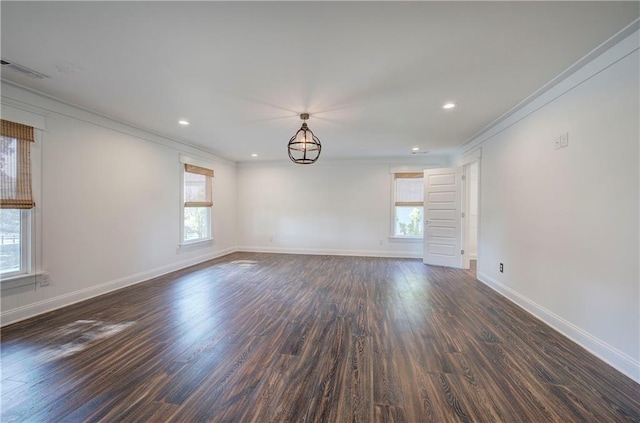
[459,148,482,270]
[462,160,480,269]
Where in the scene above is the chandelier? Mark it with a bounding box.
[287,113,321,164]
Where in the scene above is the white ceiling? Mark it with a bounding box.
[1,2,638,162]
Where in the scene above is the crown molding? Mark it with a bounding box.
[1,79,236,167]
[459,18,640,155]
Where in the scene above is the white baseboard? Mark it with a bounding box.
[1,247,236,327]
[477,271,640,384]
[236,245,422,259]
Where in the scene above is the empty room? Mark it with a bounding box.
[1,1,639,422]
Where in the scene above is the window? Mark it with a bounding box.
[0,120,35,277]
[393,172,424,237]
[182,163,213,243]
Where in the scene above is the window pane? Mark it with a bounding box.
[0,209,21,273]
[184,172,207,203]
[395,206,423,236]
[396,178,423,203]
[184,207,210,241]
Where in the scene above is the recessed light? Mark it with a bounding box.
[251,153,258,157]
[412,147,420,151]
[178,120,190,125]
[442,102,456,109]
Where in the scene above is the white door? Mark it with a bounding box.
[423,167,463,268]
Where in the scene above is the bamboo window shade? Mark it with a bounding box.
[394,172,424,207]
[0,120,35,209]
[184,164,214,207]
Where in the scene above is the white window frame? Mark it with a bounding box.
[0,117,44,288]
[388,166,430,241]
[178,155,214,251]
[0,209,31,278]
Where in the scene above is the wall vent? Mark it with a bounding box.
[1,59,49,79]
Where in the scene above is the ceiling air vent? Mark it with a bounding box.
[1,59,49,79]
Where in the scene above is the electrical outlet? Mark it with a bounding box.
[554,136,561,150]
[39,273,50,287]
[500,263,504,273]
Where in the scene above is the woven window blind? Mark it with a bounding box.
[0,120,35,209]
[184,164,213,207]
[394,172,423,206]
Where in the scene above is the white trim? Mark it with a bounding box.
[179,159,185,245]
[461,165,469,269]
[477,271,640,384]
[0,103,47,130]
[0,247,236,327]
[462,159,480,270]
[179,154,217,170]
[388,236,422,243]
[31,129,43,282]
[0,271,48,290]
[178,238,214,252]
[237,246,422,259]
[458,147,482,167]
[388,164,443,174]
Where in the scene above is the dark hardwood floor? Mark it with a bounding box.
[1,252,639,422]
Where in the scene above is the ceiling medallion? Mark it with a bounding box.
[287,113,321,164]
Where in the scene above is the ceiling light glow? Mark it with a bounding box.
[442,103,456,109]
[412,147,420,151]
[251,153,258,157]
[178,120,190,125]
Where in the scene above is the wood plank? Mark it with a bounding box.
[1,253,638,422]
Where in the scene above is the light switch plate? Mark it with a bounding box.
[559,132,569,148]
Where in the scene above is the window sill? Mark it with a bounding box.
[1,271,49,290]
[388,236,423,243]
[178,238,214,253]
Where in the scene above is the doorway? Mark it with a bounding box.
[422,157,480,271]
[463,161,479,273]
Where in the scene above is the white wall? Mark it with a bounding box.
[1,83,237,325]
[237,158,449,258]
[469,32,639,380]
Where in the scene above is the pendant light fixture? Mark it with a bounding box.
[288,113,321,164]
